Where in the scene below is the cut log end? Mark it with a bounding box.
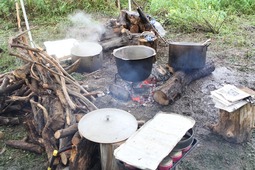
[153,91,169,105]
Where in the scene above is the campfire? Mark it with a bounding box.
[0,3,217,170]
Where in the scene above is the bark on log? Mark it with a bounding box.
[211,103,255,143]
[23,116,44,147]
[75,113,85,122]
[71,131,82,146]
[0,116,20,125]
[54,124,78,139]
[0,80,25,95]
[69,138,100,170]
[153,62,215,105]
[42,99,65,159]
[5,140,44,154]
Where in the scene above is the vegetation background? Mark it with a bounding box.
[0,0,254,72]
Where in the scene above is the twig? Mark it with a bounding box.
[67,89,98,111]
[7,92,35,102]
[30,99,49,123]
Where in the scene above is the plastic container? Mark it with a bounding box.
[170,150,182,162]
[158,157,173,170]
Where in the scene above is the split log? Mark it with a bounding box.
[5,140,44,154]
[153,62,215,105]
[54,124,78,139]
[211,103,255,143]
[69,138,100,170]
[0,116,20,125]
[71,131,82,146]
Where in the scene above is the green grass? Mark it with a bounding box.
[0,125,47,170]
[148,0,255,33]
[0,27,23,73]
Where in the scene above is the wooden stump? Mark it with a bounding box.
[211,103,255,143]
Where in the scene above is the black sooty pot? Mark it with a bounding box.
[113,45,156,82]
[168,39,211,71]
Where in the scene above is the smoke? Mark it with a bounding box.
[65,11,106,42]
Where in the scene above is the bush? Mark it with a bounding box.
[149,0,227,33]
[0,0,119,22]
[219,0,255,15]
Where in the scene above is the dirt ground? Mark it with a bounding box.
[1,13,255,170]
[78,29,255,169]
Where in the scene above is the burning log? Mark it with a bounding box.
[153,62,215,105]
[109,84,130,101]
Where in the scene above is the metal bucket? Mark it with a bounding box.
[113,45,156,82]
[71,42,103,73]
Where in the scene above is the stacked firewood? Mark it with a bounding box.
[100,10,155,51]
[0,32,100,169]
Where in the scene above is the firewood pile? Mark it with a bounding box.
[0,32,100,169]
[100,10,157,51]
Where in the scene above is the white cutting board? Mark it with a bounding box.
[44,38,78,61]
[114,112,196,170]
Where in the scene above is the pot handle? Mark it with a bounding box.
[202,38,211,47]
[112,49,117,56]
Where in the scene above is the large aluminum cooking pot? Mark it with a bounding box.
[168,39,211,70]
[113,45,156,82]
[71,42,103,72]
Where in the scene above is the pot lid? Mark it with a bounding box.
[71,41,102,57]
[78,108,138,143]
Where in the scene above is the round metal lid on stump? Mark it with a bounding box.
[78,108,138,144]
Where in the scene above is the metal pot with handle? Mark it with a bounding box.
[113,45,156,82]
[168,39,211,71]
[71,41,103,73]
